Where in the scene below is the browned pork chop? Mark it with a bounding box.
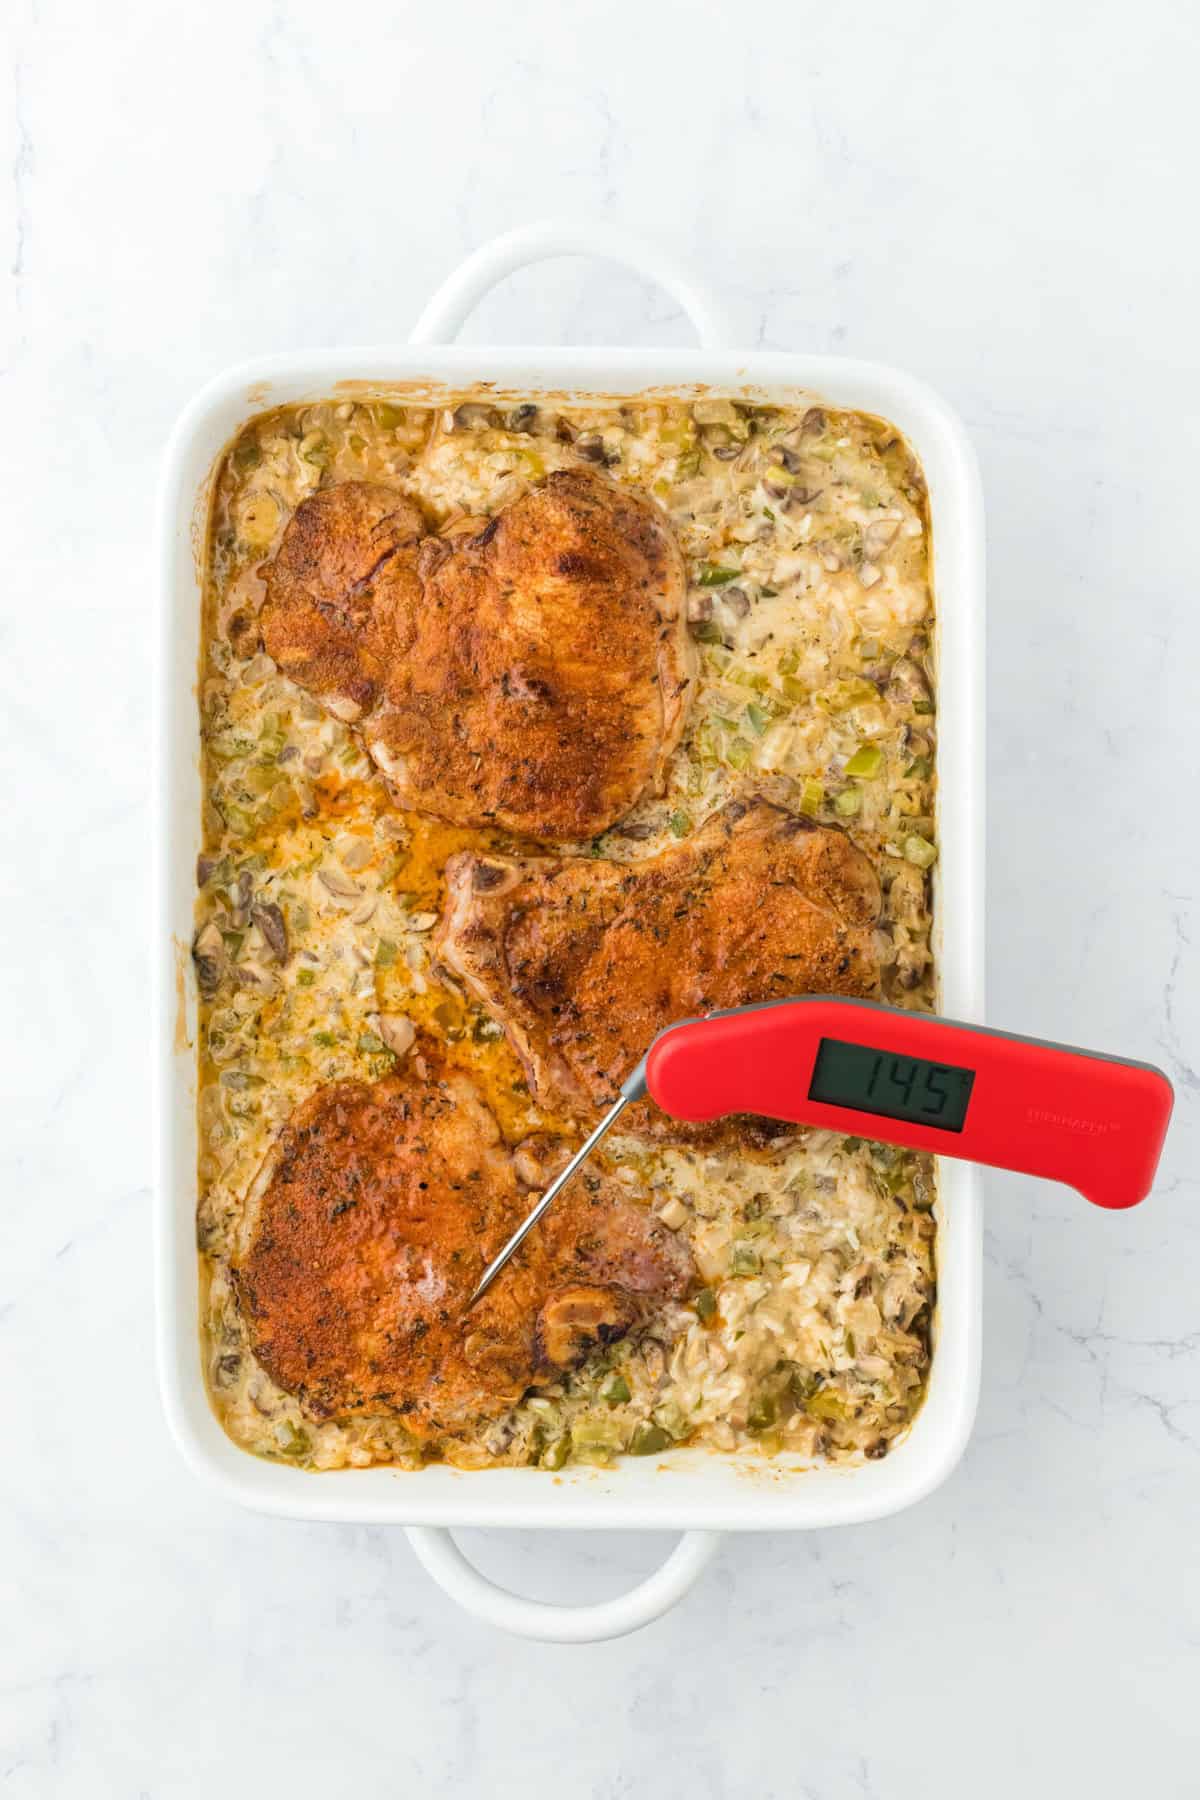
[231,1047,692,1439]
[259,470,693,842]
[436,797,882,1127]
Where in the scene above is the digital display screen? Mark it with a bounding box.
[808,1037,975,1132]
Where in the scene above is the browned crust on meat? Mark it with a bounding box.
[259,481,426,717]
[231,1046,692,1437]
[260,470,694,840]
[435,798,882,1129]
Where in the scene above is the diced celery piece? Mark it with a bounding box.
[748,1392,778,1433]
[652,1401,688,1440]
[798,777,824,816]
[903,834,937,869]
[834,786,862,816]
[629,1423,671,1456]
[817,677,879,712]
[570,1417,626,1454]
[807,1386,850,1422]
[844,744,883,778]
[273,1420,311,1457]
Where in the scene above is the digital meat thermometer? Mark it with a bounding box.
[469,997,1174,1305]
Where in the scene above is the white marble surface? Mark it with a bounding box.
[3,0,1199,1792]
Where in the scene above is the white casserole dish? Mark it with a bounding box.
[155,221,985,1641]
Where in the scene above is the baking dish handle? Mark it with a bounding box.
[409,220,733,350]
[405,1525,721,1643]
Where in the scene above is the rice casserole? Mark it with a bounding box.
[193,392,941,1473]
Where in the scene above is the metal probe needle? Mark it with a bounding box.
[467,1062,648,1308]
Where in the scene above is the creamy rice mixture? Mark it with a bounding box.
[195,393,939,1471]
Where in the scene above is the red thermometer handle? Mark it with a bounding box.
[643,997,1173,1210]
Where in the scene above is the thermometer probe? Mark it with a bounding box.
[469,997,1174,1305]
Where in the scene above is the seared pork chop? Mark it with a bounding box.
[232,1047,692,1439]
[260,470,693,841]
[436,798,882,1126]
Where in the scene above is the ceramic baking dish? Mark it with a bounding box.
[155,221,985,1642]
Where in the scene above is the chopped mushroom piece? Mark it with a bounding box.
[250,904,288,963]
[317,868,362,899]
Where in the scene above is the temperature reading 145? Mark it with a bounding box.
[635,996,1174,1215]
[808,1037,976,1132]
[472,998,1177,1302]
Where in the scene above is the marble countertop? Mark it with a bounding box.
[3,0,1198,1793]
